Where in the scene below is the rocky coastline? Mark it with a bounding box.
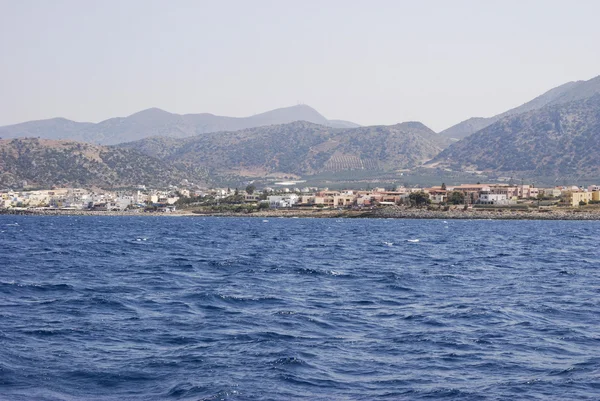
[368,205,600,220]
[0,209,146,217]
[1,206,599,220]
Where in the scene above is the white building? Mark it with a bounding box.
[477,192,514,205]
[429,193,447,204]
[588,185,600,192]
[268,194,299,208]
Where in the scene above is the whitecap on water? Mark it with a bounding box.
[407,239,420,243]
[382,241,394,247]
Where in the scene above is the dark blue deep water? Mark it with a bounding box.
[1,216,599,400]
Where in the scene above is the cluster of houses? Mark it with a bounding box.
[2,183,599,211]
[0,187,183,212]
[265,184,600,208]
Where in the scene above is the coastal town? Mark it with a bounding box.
[2,182,600,218]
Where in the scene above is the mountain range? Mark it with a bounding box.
[2,74,600,188]
[117,121,444,178]
[0,105,359,146]
[439,75,600,141]
[430,94,600,181]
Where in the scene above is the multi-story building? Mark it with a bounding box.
[516,184,539,199]
[333,195,356,207]
[488,184,517,199]
[447,184,490,204]
[565,191,593,206]
[423,187,447,204]
[477,192,514,205]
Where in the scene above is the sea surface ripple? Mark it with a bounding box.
[1,216,599,400]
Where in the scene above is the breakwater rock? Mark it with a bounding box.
[370,206,600,220]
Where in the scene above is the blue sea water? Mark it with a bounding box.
[1,216,599,401]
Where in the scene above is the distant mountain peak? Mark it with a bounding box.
[128,107,172,117]
[285,104,318,110]
[251,104,329,124]
[125,107,176,123]
[393,121,433,130]
[0,105,359,145]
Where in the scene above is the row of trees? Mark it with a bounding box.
[407,190,466,207]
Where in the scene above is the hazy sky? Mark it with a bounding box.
[1,0,599,131]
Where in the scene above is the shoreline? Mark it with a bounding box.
[1,206,600,220]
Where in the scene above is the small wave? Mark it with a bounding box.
[124,238,150,245]
[255,331,297,341]
[407,239,420,243]
[22,328,75,337]
[199,389,240,401]
[403,313,424,320]
[208,258,245,267]
[218,294,283,304]
[559,270,576,275]
[387,284,414,292]
[85,296,136,312]
[548,366,576,377]
[66,369,156,384]
[0,281,75,293]
[167,382,208,398]
[296,267,325,275]
[327,270,345,276]
[270,357,308,367]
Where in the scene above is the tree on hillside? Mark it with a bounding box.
[245,184,256,195]
[441,183,447,190]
